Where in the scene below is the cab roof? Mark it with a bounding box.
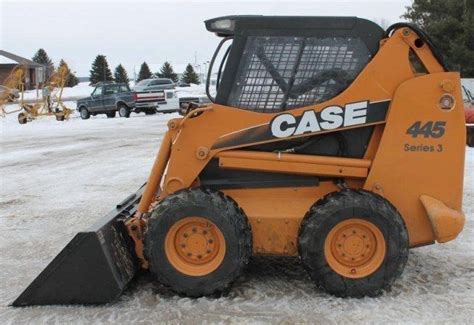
[205,15,384,37]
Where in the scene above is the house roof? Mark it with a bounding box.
[0,50,44,67]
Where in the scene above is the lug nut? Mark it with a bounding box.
[183,233,188,238]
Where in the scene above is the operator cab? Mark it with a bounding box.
[205,15,384,113]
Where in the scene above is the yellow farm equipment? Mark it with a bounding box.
[0,65,73,124]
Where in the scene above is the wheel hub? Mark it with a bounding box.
[324,218,386,278]
[175,220,220,265]
[165,217,226,276]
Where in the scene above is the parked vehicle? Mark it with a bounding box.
[178,95,211,115]
[156,90,180,113]
[76,82,165,119]
[134,78,176,91]
[13,16,468,305]
[177,81,191,87]
[463,84,474,146]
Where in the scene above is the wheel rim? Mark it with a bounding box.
[165,217,226,276]
[324,218,386,279]
[119,107,126,116]
[81,109,87,118]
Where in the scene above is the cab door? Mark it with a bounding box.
[102,85,117,111]
[89,86,104,112]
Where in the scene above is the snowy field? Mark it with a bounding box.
[0,112,473,324]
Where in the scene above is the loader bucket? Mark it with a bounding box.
[12,186,145,306]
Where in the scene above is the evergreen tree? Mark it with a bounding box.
[58,59,79,87]
[403,0,474,77]
[157,61,178,82]
[32,48,54,82]
[89,55,113,85]
[181,63,200,84]
[114,64,130,84]
[32,49,53,66]
[137,62,152,82]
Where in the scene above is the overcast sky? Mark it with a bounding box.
[0,0,411,77]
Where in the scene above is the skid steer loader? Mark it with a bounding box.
[13,16,466,306]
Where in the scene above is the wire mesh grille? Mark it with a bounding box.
[228,36,371,113]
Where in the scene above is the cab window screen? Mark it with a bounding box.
[228,36,371,112]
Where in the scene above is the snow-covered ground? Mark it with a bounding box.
[0,113,472,323]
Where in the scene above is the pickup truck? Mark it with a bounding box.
[76,82,165,119]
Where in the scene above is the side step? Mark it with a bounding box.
[12,186,145,306]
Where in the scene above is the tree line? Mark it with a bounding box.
[32,49,79,87]
[91,56,201,86]
[31,49,201,88]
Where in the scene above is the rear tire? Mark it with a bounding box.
[118,104,130,118]
[144,188,252,297]
[106,111,116,118]
[298,189,408,298]
[80,107,90,120]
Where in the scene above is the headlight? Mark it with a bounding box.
[205,16,236,36]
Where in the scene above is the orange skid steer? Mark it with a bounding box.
[13,16,466,306]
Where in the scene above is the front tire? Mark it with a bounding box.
[118,104,130,118]
[79,107,90,120]
[298,189,408,298]
[144,188,252,297]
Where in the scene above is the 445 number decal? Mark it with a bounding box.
[406,121,446,138]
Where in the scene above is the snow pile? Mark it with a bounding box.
[0,114,472,323]
[20,82,94,101]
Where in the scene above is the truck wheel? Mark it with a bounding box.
[144,188,252,297]
[18,112,27,124]
[106,111,116,118]
[118,104,130,118]
[80,107,90,120]
[298,189,409,298]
